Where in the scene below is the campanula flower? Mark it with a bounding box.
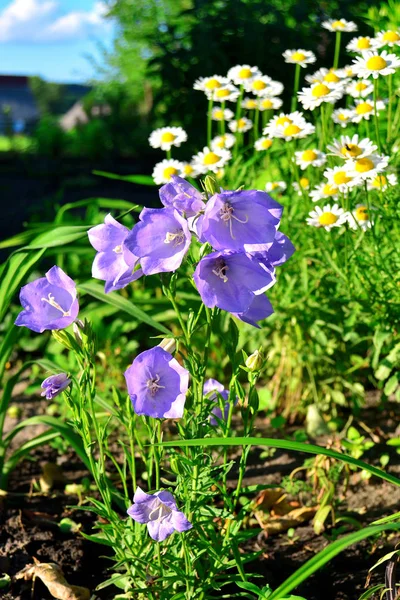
[159,175,205,217]
[125,208,192,275]
[255,231,295,268]
[88,214,142,293]
[15,266,79,333]
[204,378,231,424]
[41,373,71,400]
[201,190,282,253]
[127,487,192,542]
[124,347,189,418]
[193,251,275,314]
[233,293,274,328]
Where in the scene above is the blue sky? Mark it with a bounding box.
[0,0,115,82]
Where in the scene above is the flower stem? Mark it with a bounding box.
[387,73,393,144]
[333,31,342,69]
[291,63,301,112]
[373,78,382,152]
[207,97,213,146]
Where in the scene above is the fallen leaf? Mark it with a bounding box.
[15,559,90,600]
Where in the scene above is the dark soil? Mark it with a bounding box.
[1,397,400,600]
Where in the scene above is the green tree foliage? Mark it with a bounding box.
[29,76,66,116]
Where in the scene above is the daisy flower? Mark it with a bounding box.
[149,127,187,151]
[305,67,347,85]
[258,97,283,111]
[264,111,315,140]
[193,75,229,92]
[180,161,201,179]
[327,134,377,159]
[295,148,327,170]
[265,181,287,193]
[347,205,374,231]
[332,108,354,127]
[282,49,316,68]
[346,36,375,53]
[228,117,253,133]
[241,97,259,110]
[153,159,185,185]
[346,153,389,180]
[346,79,374,98]
[307,204,347,230]
[352,50,400,79]
[343,65,356,78]
[298,82,344,110]
[211,133,236,150]
[293,177,311,195]
[254,137,273,151]
[192,147,231,174]
[227,65,261,85]
[322,19,357,33]
[374,30,400,49]
[324,165,360,192]
[367,173,398,191]
[207,84,240,103]
[310,182,340,202]
[243,75,275,96]
[350,98,386,123]
[211,107,234,121]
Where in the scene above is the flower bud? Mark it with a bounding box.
[51,329,74,350]
[204,175,220,197]
[245,348,264,372]
[158,338,176,354]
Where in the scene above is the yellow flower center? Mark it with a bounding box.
[299,177,309,188]
[203,152,221,165]
[355,157,374,172]
[333,171,352,185]
[322,184,339,195]
[163,167,178,179]
[319,212,338,225]
[383,31,400,42]
[302,149,317,161]
[332,20,345,29]
[356,102,373,115]
[366,56,387,71]
[183,164,194,175]
[284,124,301,136]
[276,116,292,126]
[291,51,306,62]
[261,138,273,149]
[215,88,231,98]
[340,143,362,157]
[261,99,273,109]
[355,206,368,221]
[357,37,371,49]
[161,132,176,143]
[237,118,247,129]
[270,183,280,189]
[312,83,330,98]
[238,67,252,78]
[324,72,340,83]
[253,80,267,90]
[371,174,387,187]
[245,100,258,109]
[338,112,349,121]
[355,82,368,91]
[213,109,223,119]
[205,78,221,90]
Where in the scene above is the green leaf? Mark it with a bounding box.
[78,281,170,334]
[358,584,385,600]
[159,437,400,488]
[25,225,89,249]
[93,170,156,186]
[368,549,400,572]
[55,197,140,224]
[384,374,399,396]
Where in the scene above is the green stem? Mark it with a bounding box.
[373,78,382,152]
[387,73,393,143]
[207,97,213,146]
[291,63,301,112]
[166,149,171,160]
[333,31,342,69]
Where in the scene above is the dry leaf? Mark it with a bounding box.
[254,488,285,510]
[259,506,317,535]
[16,559,90,600]
[40,463,66,492]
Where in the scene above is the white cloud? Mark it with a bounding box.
[0,0,111,43]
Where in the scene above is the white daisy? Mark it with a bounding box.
[342,64,357,78]
[346,36,375,53]
[310,182,340,202]
[192,147,231,174]
[258,97,283,111]
[298,82,344,110]
[211,107,234,121]
[352,50,400,79]
[322,19,357,33]
[152,159,185,185]
[254,137,274,151]
[324,165,361,191]
[206,84,240,103]
[374,30,400,49]
[264,111,315,140]
[227,65,261,86]
[265,181,287,193]
[228,117,253,133]
[241,97,259,110]
[347,204,374,231]
[350,98,386,123]
[346,79,374,98]
[327,134,377,159]
[332,108,354,127]
[292,177,311,195]
[211,133,236,150]
[180,161,201,179]
[282,49,316,68]
[305,67,347,85]
[295,148,327,170]
[148,127,187,151]
[243,75,275,96]
[193,75,229,92]
[346,153,389,180]
[367,172,398,191]
[307,204,348,231]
